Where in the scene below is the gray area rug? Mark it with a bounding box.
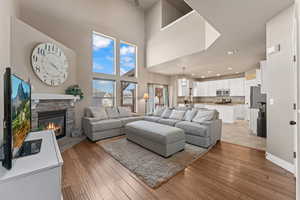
[100,138,208,188]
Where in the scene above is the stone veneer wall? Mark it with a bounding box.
[31,99,75,137]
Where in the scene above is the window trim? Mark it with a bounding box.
[119,40,138,78]
[92,31,117,75]
[120,81,138,112]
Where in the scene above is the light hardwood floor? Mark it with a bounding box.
[62,139,295,200]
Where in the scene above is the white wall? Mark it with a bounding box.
[146,1,206,67]
[0,0,18,145]
[266,5,296,164]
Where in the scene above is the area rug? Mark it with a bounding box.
[100,138,208,188]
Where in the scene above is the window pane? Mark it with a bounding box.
[120,42,137,77]
[121,82,137,112]
[92,32,115,74]
[92,79,115,107]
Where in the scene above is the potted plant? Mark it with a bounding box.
[65,85,84,100]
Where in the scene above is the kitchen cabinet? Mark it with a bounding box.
[178,79,190,97]
[193,77,245,97]
[229,78,245,96]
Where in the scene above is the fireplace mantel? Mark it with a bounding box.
[32,93,78,101]
[31,93,79,109]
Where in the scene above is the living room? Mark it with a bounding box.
[0,0,299,199]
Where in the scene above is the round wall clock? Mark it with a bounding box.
[31,42,69,86]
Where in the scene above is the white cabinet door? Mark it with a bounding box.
[178,79,189,97]
[193,82,198,97]
[229,78,245,96]
[208,81,216,96]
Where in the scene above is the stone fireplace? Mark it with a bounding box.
[31,94,76,138]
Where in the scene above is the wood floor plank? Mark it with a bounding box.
[62,140,296,200]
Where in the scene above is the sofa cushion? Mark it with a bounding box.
[157,118,181,126]
[153,106,165,116]
[175,121,208,137]
[118,106,132,118]
[169,110,186,120]
[192,110,216,123]
[183,109,197,122]
[161,108,173,118]
[88,107,108,120]
[120,116,144,126]
[106,107,120,119]
[144,116,162,122]
[91,119,123,132]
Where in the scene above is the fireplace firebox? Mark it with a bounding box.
[38,110,66,139]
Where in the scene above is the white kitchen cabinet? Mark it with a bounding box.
[229,78,245,96]
[178,79,189,97]
[208,81,217,96]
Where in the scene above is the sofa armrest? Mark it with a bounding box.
[201,119,222,145]
[82,117,103,137]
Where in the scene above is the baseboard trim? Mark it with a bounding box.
[266,152,295,174]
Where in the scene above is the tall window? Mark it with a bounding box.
[121,81,137,112]
[92,32,116,75]
[92,79,116,107]
[120,41,137,77]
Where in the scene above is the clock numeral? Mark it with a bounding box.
[32,55,38,62]
[35,65,40,72]
[39,49,45,56]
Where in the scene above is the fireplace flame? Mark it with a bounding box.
[46,122,61,133]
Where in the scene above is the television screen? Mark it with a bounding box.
[11,75,31,156]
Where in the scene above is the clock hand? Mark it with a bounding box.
[50,62,58,70]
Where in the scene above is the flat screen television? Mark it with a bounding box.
[2,68,31,170]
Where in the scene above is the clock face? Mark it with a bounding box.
[31,43,69,86]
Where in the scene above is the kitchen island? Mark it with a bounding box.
[194,103,247,123]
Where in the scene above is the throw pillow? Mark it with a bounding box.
[192,110,215,123]
[88,107,108,120]
[169,110,186,120]
[105,107,120,119]
[153,107,165,116]
[183,110,197,122]
[118,106,132,118]
[161,108,173,118]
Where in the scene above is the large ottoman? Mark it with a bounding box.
[125,120,185,157]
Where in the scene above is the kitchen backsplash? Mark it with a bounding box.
[178,96,245,104]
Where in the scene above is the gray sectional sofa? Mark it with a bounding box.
[82,106,222,148]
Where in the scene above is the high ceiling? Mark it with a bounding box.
[125,0,158,10]
[146,0,294,78]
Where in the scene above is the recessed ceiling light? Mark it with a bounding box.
[192,73,195,76]
[201,76,206,79]
[216,74,221,76]
[228,67,233,70]
[235,72,239,74]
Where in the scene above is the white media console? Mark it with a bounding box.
[0,130,63,200]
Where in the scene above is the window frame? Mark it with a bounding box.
[120,81,138,112]
[119,40,138,78]
[92,31,117,75]
[92,78,116,107]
